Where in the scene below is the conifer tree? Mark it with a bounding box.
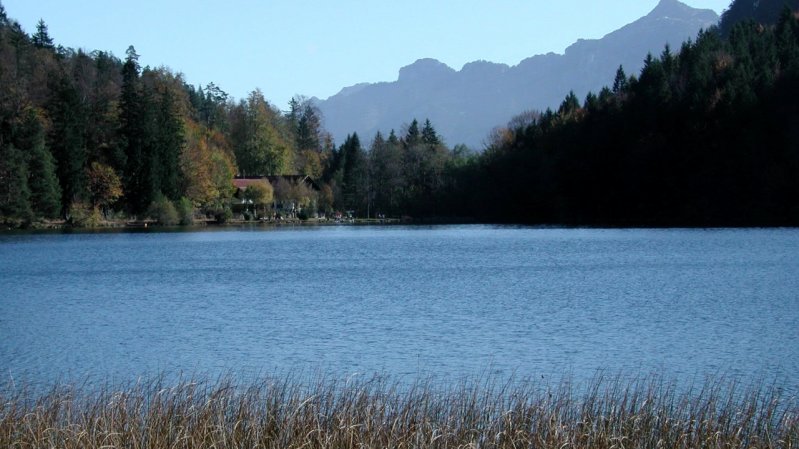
[404,119,421,148]
[421,119,440,146]
[340,133,366,212]
[584,92,599,111]
[388,129,400,145]
[369,130,404,216]
[18,109,60,217]
[612,65,628,94]
[0,142,31,220]
[32,19,53,49]
[49,76,88,212]
[201,82,227,129]
[0,2,8,27]
[120,46,147,213]
[297,104,321,151]
[155,88,184,200]
[558,91,580,117]
[287,97,301,133]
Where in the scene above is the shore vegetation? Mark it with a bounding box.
[1,374,796,449]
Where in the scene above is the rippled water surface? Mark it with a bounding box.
[1,226,798,387]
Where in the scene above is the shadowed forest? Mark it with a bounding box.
[1,0,798,227]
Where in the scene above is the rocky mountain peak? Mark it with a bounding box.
[648,0,719,20]
[398,58,456,83]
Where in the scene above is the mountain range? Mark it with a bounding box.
[314,0,719,148]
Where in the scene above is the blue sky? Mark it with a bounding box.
[3,1,731,108]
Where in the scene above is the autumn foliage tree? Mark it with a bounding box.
[87,161,122,214]
[230,90,292,177]
[242,179,273,217]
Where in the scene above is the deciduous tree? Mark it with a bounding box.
[87,161,122,213]
[242,179,273,216]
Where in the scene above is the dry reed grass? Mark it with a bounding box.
[0,373,796,448]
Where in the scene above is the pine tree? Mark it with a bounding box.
[120,46,147,213]
[0,2,8,27]
[287,97,301,132]
[138,82,160,210]
[0,142,32,220]
[421,119,440,146]
[155,88,184,200]
[369,130,404,216]
[32,19,54,49]
[558,91,580,117]
[584,92,599,111]
[201,82,227,129]
[90,51,126,173]
[341,133,366,213]
[49,76,88,212]
[388,129,399,145]
[404,119,421,148]
[296,104,321,151]
[612,65,628,94]
[17,109,60,218]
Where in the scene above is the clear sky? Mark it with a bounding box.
[3,0,731,108]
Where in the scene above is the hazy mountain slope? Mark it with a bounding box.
[316,0,718,148]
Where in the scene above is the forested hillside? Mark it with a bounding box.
[448,5,799,226]
[719,0,799,35]
[0,1,476,226]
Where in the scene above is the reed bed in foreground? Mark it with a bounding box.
[0,374,797,449]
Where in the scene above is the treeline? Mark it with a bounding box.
[322,120,473,219]
[445,6,799,226]
[3,1,799,227]
[0,2,334,226]
[0,1,475,226]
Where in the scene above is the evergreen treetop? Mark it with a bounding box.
[32,19,54,49]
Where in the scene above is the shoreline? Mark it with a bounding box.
[4,216,799,232]
[1,216,407,232]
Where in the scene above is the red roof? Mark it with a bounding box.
[232,178,268,190]
[233,176,321,191]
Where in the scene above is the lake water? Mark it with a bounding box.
[1,226,798,390]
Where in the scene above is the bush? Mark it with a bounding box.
[176,197,194,225]
[147,195,178,226]
[67,202,103,228]
[214,206,233,224]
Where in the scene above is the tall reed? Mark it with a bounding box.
[0,374,796,448]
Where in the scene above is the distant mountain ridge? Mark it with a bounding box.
[315,0,718,148]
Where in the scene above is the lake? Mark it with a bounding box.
[1,226,798,390]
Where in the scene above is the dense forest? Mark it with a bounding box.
[0,1,471,226]
[451,3,799,226]
[1,0,798,227]
[719,0,799,35]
